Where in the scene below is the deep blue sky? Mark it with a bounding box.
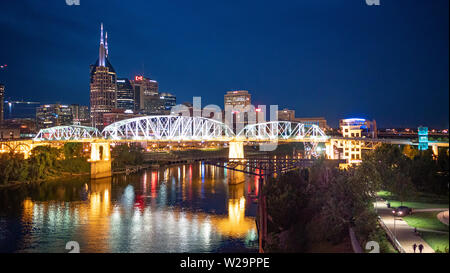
[0,0,448,128]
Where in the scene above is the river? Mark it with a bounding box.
[0,162,259,253]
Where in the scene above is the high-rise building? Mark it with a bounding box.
[224,90,253,134]
[36,104,73,130]
[90,23,117,129]
[131,76,159,112]
[144,95,167,115]
[0,84,4,125]
[116,78,134,111]
[277,108,328,130]
[160,92,176,111]
[70,104,90,126]
[277,108,296,121]
[224,90,251,108]
[339,118,377,138]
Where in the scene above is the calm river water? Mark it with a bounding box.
[0,162,259,253]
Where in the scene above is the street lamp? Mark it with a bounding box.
[393,215,397,239]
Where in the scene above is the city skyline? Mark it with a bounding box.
[0,0,448,128]
[0,0,449,259]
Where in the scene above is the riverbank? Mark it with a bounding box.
[0,171,90,191]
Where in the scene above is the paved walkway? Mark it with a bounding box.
[374,201,434,253]
[437,210,449,226]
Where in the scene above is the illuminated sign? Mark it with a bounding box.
[135,76,143,81]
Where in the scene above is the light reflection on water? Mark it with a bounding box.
[0,162,259,253]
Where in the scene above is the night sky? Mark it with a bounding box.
[0,0,448,128]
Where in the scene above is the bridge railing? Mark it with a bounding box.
[33,125,101,141]
[237,121,328,141]
[101,115,235,141]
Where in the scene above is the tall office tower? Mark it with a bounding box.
[116,78,135,111]
[90,23,117,129]
[160,92,176,111]
[36,104,73,130]
[130,76,159,112]
[0,84,4,125]
[224,90,251,108]
[224,90,252,133]
[70,104,90,125]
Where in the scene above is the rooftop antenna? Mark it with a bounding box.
[105,32,109,57]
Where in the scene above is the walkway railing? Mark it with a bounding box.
[377,217,406,253]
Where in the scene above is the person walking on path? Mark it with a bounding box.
[418,244,424,253]
[413,243,417,253]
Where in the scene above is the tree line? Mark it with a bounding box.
[0,143,90,184]
[262,144,449,252]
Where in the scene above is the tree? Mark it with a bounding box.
[403,145,419,159]
[263,170,310,231]
[390,172,415,205]
[111,144,144,168]
[27,145,61,180]
[63,142,84,159]
[0,153,29,183]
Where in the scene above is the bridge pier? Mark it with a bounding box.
[432,145,439,157]
[229,140,244,160]
[90,142,112,179]
[325,142,335,159]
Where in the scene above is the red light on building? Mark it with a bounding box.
[255,108,261,112]
[135,75,143,81]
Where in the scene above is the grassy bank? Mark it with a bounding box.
[420,231,449,253]
[377,191,449,209]
[403,212,449,232]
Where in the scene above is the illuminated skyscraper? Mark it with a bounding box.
[224,90,251,108]
[90,23,117,129]
[70,104,90,126]
[36,104,73,130]
[160,92,176,111]
[224,90,252,134]
[116,78,135,111]
[130,76,159,112]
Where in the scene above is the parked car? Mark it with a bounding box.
[392,206,412,216]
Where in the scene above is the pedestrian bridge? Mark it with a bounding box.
[31,115,329,143]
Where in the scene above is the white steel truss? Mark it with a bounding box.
[34,125,101,141]
[236,121,328,141]
[101,115,235,141]
[32,119,328,144]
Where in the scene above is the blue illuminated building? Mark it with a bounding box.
[418,126,429,151]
